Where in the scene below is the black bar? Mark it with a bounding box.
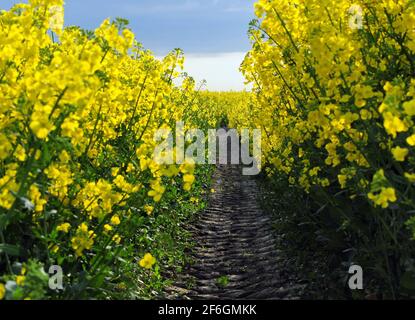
[0,300,408,318]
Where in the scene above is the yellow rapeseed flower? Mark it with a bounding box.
[407,134,415,146]
[16,275,25,286]
[338,174,348,189]
[56,222,71,233]
[144,205,154,215]
[71,223,96,257]
[112,234,122,244]
[50,245,60,254]
[148,180,165,202]
[110,215,121,226]
[368,188,397,208]
[183,173,195,191]
[139,253,156,269]
[403,100,415,116]
[104,224,113,233]
[383,113,408,138]
[391,146,409,162]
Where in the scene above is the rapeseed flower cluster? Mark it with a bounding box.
[0,0,210,299]
[225,0,415,296]
[229,0,415,223]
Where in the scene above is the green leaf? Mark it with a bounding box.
[217,275,229,288]
[0,214,10,232]
[0,243,23,256]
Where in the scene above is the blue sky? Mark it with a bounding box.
[1,0,256,90]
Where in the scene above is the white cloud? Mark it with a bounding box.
[181,52,248,91]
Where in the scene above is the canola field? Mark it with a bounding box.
[1,0,415,300]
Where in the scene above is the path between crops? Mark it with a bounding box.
[166,130,305,300]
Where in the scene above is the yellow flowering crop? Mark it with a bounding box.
[229,0,415,223]
[3,0,414,301]
[0,0,218,299]
[139,253,157,270]
[368,188,398,209]
[71,223,96,257]
[144,205,154,216]
[110,215,121,226]
[56,223,71,233]
[214,0,415,297]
